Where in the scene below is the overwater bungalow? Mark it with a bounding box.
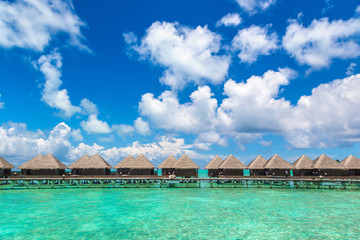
[114,154,155,175]
[248,155,267,176]
[292,155,314,176]
[68,154,112,175]
[172,154,200,178]
[18,154,66,175]
[313,154,346,176]
[218,154,247,176]
[204,155,223,177]
[341,155,360,176]
[0,156,14,177]
[265,154,293,176]
[157,155,177,176]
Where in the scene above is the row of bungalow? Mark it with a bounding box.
[0,153,199,178]
[1,153,360,178]
[205,154,360,177]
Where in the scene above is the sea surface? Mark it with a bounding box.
[0,186,359,239]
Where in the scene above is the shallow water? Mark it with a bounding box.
[0,188,359,239]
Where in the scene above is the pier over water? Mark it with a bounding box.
[1,176,360,190]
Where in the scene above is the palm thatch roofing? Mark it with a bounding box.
[265,154,293,169]
[341,155,360,169]
[248,155,267,169]
[218,154,247,169]
[114,154,155,169]
[292,155,314,169]
[18,154,67,170]
[68,154,112,169]
[172,154,200,169]
[158,155,177,169]
[0,156,14,169]
[313,154,346,169]
[204,155,223,170]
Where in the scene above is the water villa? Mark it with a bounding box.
[157,155,177,175]
[0,157,14,177]
[292,155,314,176]
[69,154,112,175]
[313,154,346,176]
[218,154,247,176]
[265,154,293,176]
[18,154,66,175]
[248,155,267,176]
[204,155,223,177]
[342,155,360,176]
[172,154,200,177]
[114,154,155,175]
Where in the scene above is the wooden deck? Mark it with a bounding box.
[1,175,360,190]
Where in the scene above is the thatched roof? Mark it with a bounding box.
[18,154,67,170]
[68,154,112,169]
[172,154,200,169]
[114,154,155,169]
[341,155,360,169]
[204,155,223,170]
[313,154,346,169]
[248,155,267,169]
[158,155,177,169]
[265,154,293,169]
[292,155,314,169]
[219,154,247,169]
[0,156,14,169]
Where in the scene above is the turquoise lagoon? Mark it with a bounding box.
[0,187,359,239]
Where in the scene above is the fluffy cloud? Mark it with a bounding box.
[80,114,112,134]
[0,121,205,166]
[0,0,86,51]
[140,67,360,148]
[102,137,206,166]
[134,117,151,135]
[139,86,217,133]
[236,0,276,14]
[232,25,278,63]
[37,51,81,117]
[218,68,296,132]
[128,21,231,89]
[0,122,72,165]
[283,17,360,68]
[216,13,242,27]
[288,74,360,148]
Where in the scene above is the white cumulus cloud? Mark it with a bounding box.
[37,51,81,117]
[0,121,205,167]
[80,114,112,134]
[139,86,218,133]
[128,21,231,89]
[232,25,278,63]
[283,17,360,68]
[139,69,360,148]
[216,13,242,27]
[0,0,86,51]
[134,117,151,135]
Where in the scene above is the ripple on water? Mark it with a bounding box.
[0,188,359,239]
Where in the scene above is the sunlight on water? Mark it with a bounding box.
[0,188,359,239]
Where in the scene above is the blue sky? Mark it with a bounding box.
[1,0,360,167]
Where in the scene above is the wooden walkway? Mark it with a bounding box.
[1,176,360,190]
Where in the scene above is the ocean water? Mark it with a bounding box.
[0,188,359,239]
